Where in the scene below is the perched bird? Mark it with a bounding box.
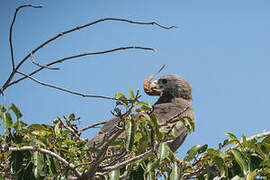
[87,73,195,152]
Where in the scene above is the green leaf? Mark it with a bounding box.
[198,144,208,154]
[0,105,6,112]
[262,136,270,144]
[28,124,50,131]
[1,112,13,134]
[146,160,159,173]
[69,113,75,120]
[241,134,247,148]
[109,169,120,180]
[33,152,44,179]
[212,156,227,177]
[224,133,238,141]
[170,163,182,180]
[149,114,162,140]
[128,88,135,100]
[231,149,250,176]
[159,142,171,161]
[115,92,127,100]
[140,123,151,146]
[9,104,22,119]
[54,121,61,138]
[184,145,201,161]
[146,171,155,180]
[207,148,221,157]
[185,117,195,133]
[246,170,257,180]
[12,120,27,130]
[126,118,136,151]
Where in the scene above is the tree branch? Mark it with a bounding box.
[9,5,42,70]
[9,46,155,88]
[30,53,60,70]
[8,146,81,177]
[58,117,80,139]
[78,121,107,135]
[102,148,154,172]
[16,70,122,100]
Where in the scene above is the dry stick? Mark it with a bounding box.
[9,46,155,89]
[9,5,42,70]
[30,53,59,70]
[8,146,81,177]
[16,71,119,100]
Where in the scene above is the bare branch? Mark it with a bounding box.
[102,148,154,172]
[58,117,80,139]
[9,5,42,70]
[16,70,121,100]
[9,46,155,90]
[15,17,173,81]
[79,129,125,180]
[78,121,107,135]
[30,53,59,70]
[8,146,81,177]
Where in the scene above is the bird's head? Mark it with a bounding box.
[144,74,192,101]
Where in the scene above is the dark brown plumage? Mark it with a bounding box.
[87,74,195,152]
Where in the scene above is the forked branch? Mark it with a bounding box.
[1,4,175,100]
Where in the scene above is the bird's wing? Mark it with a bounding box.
[87,98,195,152]
[86,117,124,148]
[153,98,195,152]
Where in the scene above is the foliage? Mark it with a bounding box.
[0,91,269,180]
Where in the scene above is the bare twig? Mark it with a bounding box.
[30,53,59,70]
[78,121,107,135]
[9,46,155,88]
[58,117,80,139]
[9,5,42,70]
[8,146,81,177]
[102,148,154,172]
[2,10,174,95]
[16,71,121,100]
[79,129,124,180]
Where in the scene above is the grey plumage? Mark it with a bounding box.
[87,74,195,152]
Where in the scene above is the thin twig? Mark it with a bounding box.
[2,13,174,94]
[9,46,155,89]
[78,121,107,135]
[102,148,154,172]
[16,70,121,100]
[8,146,81,177]
[79,129,124,180]
[9,5,42,70]
[153,64,166,78]
[58,117,80,139]
[30,53,59,70]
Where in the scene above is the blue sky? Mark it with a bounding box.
[1,1,270,159]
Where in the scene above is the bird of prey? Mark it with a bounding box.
[87,73,195,152]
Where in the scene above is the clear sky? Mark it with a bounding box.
[1,1,270,159]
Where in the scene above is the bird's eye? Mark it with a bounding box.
[161,79,167,84]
